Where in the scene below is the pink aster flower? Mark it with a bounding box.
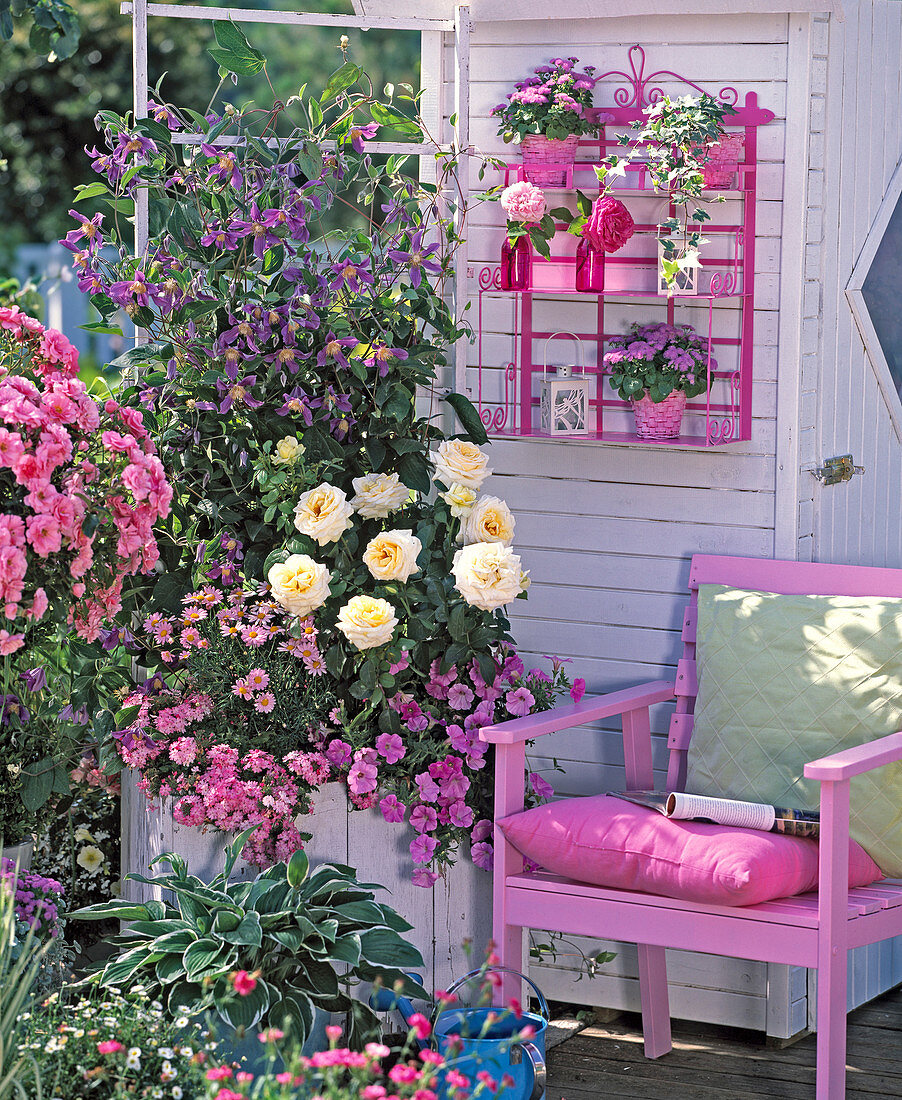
[246,668,269,690]
[253,692,276,714]
[232,678,253,699]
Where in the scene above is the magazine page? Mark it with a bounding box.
[666,791,775,831]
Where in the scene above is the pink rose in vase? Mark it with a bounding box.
[584,195,635,253]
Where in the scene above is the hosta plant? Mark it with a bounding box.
[71,830,427,1047]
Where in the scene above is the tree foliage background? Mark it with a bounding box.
[0,0,420,265]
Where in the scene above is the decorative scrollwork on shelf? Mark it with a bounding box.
[706,372,742,445]
[595,45,739,110]
[709,271,738,298]
[479,266,502,292]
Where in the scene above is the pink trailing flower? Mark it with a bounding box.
[570,677,586,703]
[500,181,547,224]
[584,196,635,253]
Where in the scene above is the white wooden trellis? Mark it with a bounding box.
[119,0,472,395]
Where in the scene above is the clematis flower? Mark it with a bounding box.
[216,375,264,414]
[200,144,243,188]
[315,332,357,371]
[387,229,442,288]
[346,121,379,152]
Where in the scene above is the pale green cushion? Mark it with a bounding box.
[685,585,902,877]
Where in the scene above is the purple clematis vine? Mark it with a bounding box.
[316,332,357,371]
[200,144,243,188]
[216,374,264,414]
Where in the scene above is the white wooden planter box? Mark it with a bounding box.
[122,773,493,993]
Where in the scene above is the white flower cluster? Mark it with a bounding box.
[266,442,527,652]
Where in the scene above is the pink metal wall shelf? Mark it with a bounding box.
[474,46,775,447]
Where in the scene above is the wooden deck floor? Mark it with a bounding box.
[545,984,902,1099]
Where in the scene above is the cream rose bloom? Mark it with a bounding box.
[268,554,332,617]
[350,472,410,519]
[273,436,305,465]
[432,440,492,490]
[293,483,354,546]
[451,542,524,611]
[363,530,422,583]
[336,594,398,650]
[441,482,477,517]
[461,495,516,546]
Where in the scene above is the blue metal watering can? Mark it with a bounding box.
[371,965,548,1100]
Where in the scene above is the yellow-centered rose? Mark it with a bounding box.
[350,472,410,519]
[293,483,354,546]
[268,554,332,617]
[461,495,516,546]
[432,440,492,490]
[336,594,398,650]
[363,530,422,583]
[441,482,477,517]
[451,542,524,611]
[273,436,305,465]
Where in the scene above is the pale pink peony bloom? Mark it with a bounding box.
[500,180,547,224]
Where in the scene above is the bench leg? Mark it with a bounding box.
[815,956,847,1100]
[493,919,524,1006]
[637,943,672,1058]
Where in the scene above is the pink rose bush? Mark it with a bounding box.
[584,195,635,253]
[0,308,172,646]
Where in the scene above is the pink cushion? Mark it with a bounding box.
[498,795,883,907]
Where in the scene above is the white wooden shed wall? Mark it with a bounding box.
[417,3,902,1035]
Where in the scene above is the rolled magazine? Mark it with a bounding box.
[610,790,820,838]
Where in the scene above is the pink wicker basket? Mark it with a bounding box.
[631,390,687,440]
[521,134,579,187]
[702,133,745,189]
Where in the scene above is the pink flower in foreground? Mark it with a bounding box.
[570,677,586,703]
[500,181,546,224]
[0,630,25,656]
[97,1040,123,1054]
[232,970,257,996]
[505,686,535,717]
[408,1012,432,1039]
[583,195,635,254]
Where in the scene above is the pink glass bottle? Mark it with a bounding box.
[500,236,530,291]
[575,238,605,292]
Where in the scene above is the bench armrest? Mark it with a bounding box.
[478,680,675,745]
[803,730,902,781]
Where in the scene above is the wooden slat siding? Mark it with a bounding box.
[447,13,802,1034]
[815,1,902,570]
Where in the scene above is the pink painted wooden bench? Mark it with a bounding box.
[480,554,902,1100]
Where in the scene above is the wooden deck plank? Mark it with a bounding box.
[545,984,902,1098]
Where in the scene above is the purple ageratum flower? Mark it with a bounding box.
[379,794,406,823]
[471,841,493,871]
[326,739,352,766]
[410,804,438,833]
[529,772,555,801]
[216,375,264,414]
[386,229,441,289]
[375,733,405,764]
[316,333,357,372]
[505,686,535,717]
[200,143,243,189]
[412,867,439,888]
[410,833,439,865]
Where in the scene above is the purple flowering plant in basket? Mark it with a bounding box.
[604,321,713,404]
[491,56,599,143]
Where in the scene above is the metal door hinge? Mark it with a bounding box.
[811,454,866,486]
